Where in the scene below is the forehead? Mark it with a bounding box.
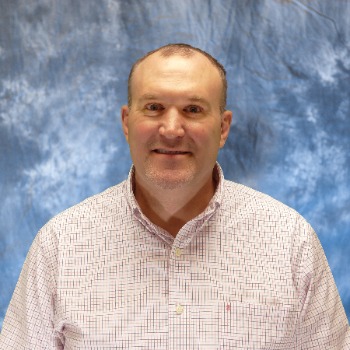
[130,53,223,101]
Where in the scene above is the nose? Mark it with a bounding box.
[158,108,185,139]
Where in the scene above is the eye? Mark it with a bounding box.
[145,103,164,112]
[184,105,203,114]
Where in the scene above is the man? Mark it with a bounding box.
[0,43,349,349]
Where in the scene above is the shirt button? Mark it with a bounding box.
[176,304,184,315]
[175,248,182,257]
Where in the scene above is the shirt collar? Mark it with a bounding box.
[123,162,225,243]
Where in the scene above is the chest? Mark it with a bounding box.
[55,235,299,349]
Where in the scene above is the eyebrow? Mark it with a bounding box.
[139,94,158,101]
[184,96,211,110]
[139,94,210,107]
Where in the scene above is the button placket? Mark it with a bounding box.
[168,244,192,350]
[175,247,182,257]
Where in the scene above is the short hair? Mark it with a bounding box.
[127,43,227,112]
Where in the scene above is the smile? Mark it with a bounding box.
[153,149,189,155]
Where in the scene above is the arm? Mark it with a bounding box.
[0,225,63,349]
[296,225,350,349]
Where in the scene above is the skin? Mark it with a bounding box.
[121,52,232,236]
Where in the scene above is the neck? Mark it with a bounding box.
[134,172,217,237]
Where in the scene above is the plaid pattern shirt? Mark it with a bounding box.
[1,164,349,349]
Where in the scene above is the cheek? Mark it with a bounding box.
[129,121,155,143]
[193,123,222,145]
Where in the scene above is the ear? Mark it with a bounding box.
[121,105,130,142]
[219,110,232,148]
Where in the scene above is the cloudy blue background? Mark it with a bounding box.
[0,0,349,328]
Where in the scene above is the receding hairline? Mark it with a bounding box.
[127,43,227,112]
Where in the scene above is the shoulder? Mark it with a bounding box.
[221,179,312,237]
[55,181,126,221]
[37,181,128,242]
[223,180,300,216]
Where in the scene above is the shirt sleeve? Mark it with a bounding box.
[296,223,350,349]
[0,224,64,349]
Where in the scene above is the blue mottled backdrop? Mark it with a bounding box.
[0,0,349,328]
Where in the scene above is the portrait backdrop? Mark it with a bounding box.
[0,0,349,328]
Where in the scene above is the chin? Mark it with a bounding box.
[145,169,195,190]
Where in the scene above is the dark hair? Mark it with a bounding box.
[127,43,227,112]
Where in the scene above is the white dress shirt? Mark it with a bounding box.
[0,164,349,349]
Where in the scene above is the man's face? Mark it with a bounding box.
[121,52,231,191]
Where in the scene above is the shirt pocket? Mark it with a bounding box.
[219,300,297,349]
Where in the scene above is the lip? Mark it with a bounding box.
[152,149,190,155]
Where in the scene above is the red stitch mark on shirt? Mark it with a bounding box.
[226,304,231,311]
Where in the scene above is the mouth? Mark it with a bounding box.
[153,149,190,155]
